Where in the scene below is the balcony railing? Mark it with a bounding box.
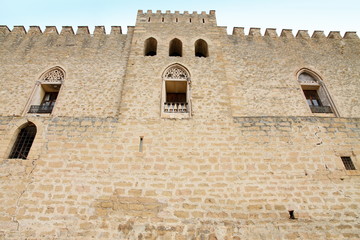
[28,105,54,114]
[164,102,188,113]
[310,105,333,113]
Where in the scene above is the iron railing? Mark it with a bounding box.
[164,102,188,113]
[28,105,54,114]
[310,105,332,113]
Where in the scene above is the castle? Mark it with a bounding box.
[0,10,360,239]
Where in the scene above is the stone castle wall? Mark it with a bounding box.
[0,10,359,240]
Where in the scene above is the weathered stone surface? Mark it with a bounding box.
[0,10,359,240]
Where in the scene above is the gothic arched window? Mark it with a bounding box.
[9,122,37,159]
[161,64,191,118]
[195,39,209,57]
[169,38,182,57]
[27,67,64,114]
[298,70,337,115]
[144,37,157,56]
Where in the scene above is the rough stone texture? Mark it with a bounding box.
[0,10,360,240]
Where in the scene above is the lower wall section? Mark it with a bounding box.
[0,116,359,239]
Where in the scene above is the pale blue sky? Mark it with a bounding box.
[1,0,359,35]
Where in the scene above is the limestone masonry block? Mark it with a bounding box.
[60,26,74,35]
[76,26,90,35]
[44,26,58,34]
[265,28,278,37]
[312,30,326,38]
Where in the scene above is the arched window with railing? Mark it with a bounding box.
[27,67,64,114]
[161,64,191,118]
[297,69,338,116]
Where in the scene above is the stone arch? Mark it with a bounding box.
[169,38,182,57]
[3,118,45,160]
[8,121,37,159]
[296,68,338,116]
[144,37,157,56]
[195,39,209,57]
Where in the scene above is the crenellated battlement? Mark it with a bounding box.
[1,24,358,45]
[232,27,359,39]
[0,25,123,36]
[136,9,217,25]
[1,10,358,41]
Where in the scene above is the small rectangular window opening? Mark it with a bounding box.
[148,17,151,22]
[341,156,356,170]
[139,136,144,152]
[189,18,192,23]
[176,18,178,22]
[202,19,205,23]
[162,17,164,22]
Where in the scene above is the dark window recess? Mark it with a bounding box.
[28,84,60,114]
[341,157,356,170]
[303,90,332,113]
[29,92,58,114]
[144,37,157,56]
[9,123,37,159]
[288,210,295,219]
[195,39,209,57]
[42,92,58,107]
[169,38,182,57]
[304,90,322,106]
[164,80,188,113]
[166,93,186,102]
[139,137,143,152]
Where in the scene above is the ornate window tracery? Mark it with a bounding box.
[42,69,64,82]
[164,66,188,79]
[161,64,191,118]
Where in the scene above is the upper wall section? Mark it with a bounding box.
[0,25,131,118]
[222,28,360,118]
[1,11,360,119]
[136,10,217,26]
